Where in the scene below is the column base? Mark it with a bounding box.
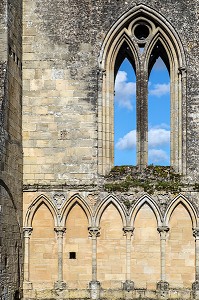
[156,281,169,299]
[192,281,199,299]
[23,281,33,290]
[123,280,134,291]
[54,281,67,290]
[89,281,101,300]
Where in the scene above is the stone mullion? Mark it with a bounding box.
[54,227,66,290]
[123,227,134,291]
[136,64,148,169]
[23,227,33,289]
[179,67,187,175]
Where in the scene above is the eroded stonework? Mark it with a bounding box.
[0,0,199,300]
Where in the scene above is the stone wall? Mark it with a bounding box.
[23,0,199,184]
[0,0,23,298]
[23,189,199,300]
[22,0,199,299]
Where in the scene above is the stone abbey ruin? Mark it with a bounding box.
[0,0,199,299]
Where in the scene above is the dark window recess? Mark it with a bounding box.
[69,252,76,259]
[134,24,149,40]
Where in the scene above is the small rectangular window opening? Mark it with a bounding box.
[69,252,76,259]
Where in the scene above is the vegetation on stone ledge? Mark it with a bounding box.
[104,165,182,194]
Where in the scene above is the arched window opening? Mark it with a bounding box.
[114,53,136,166]
[148,46,170,166]
[99,5,186,175]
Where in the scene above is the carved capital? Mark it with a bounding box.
[88,227,100,238]
[123,226,134,237]
[54,227,66,238]
[193,228,199,239]
[97,68,106,80]
[178,66,187,77]
[23,227,33,238]
[157,226,169,239]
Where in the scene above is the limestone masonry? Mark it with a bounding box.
[0,0,199,300]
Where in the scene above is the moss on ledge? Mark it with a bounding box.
[104,166,182,194]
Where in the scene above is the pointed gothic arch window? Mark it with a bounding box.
[98,5,186,175]
[114,44,136,166]
[148,43,170,166]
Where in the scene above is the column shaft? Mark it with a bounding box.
[123,227,134,284]
[89,227,100,282]
[54,227,66,283]
[23,227,33,282]
[193,228,199,281]
[158,226,169,282]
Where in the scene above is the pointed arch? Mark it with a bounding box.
[60,193,92,227]
[94,195,127,227]
[24,194,58,227]
[130,195,162,227]
[164,194,197,228]
[145,32,172,75]
[113,33,138,78]
[106,29,139,75]
[99,4,185,68]
[98,3,186,175]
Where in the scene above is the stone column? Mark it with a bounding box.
[157,226,169,294]
[123,226,134,291]
[23,227,33,289]
[88,227,101,300]
[192,228,199,298]
[54,227,67,290]
[136,66,148,170]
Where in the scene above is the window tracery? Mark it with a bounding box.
[98,5,186,175]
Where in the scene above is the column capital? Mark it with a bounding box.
[178,66,187,76]
[123,226,134,236]
[23,227,33,238]
[157,226,169,233]
[97,68,106,80]
[193,227,199,239]
[157,226,169,240]
[54,227,66,237]
[88,227,100,238]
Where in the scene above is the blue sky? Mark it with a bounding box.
[114,58,170,166]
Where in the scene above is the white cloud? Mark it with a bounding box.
[149,83,170,97]
[116,130,136,150]
[148,149,169,163]
[150,123,170,130]
[148,127,170,147]
[115,71,136,110]
[116,126,170,150]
